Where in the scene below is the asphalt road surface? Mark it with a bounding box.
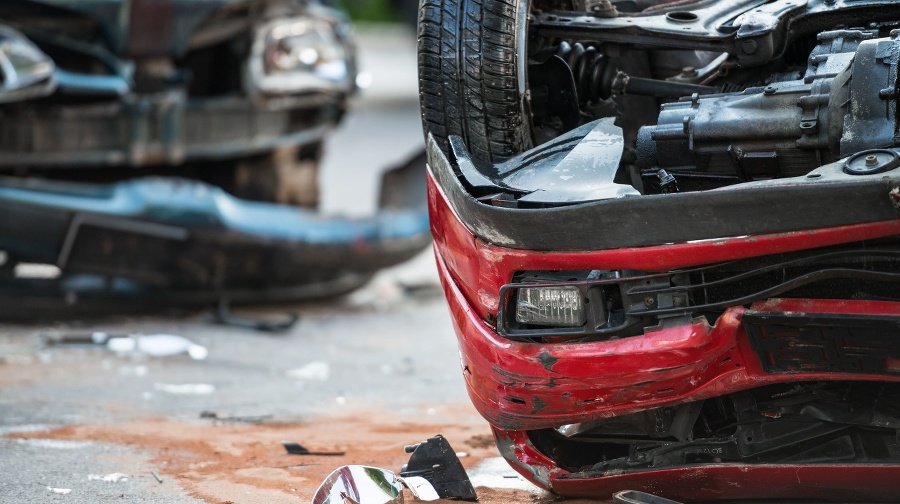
[0,25,574,504]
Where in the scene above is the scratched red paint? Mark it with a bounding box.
[427,166,900,500]
[428,169,900,322]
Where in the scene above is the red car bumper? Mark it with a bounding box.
[427,152,900,499]
[436,243,900,430]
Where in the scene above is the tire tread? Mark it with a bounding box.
[417,0,530,162]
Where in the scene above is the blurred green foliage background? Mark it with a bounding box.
[339,0,406,22]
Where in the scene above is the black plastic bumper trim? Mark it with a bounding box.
[426,136,900,251]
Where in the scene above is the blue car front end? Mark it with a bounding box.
[0,0,430,308]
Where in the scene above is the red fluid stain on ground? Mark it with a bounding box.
[4,405,575,504]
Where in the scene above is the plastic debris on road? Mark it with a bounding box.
[466,457,544,493]
[199,411,273,424]
[313,434,476,504]
[47,487,72,494]
[104,333,208,360]
[282,441,345,456]
[46,331,208,360]
[153,383,215,395]
[88,473,129,483]
[401,435,477,501]
[399,475,441,501]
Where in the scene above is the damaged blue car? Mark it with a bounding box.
[0,0,430,312]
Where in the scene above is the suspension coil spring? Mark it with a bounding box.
[556,41,613,103]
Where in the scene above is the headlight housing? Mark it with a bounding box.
[0,26,56,103]
[247,14,355,96]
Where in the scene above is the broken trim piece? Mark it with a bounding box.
[427,136,900,251]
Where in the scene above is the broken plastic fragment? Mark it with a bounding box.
[106,334,208,360]
[313,466,403,504]
[199,411,273,424]
[47,487,71,494]
[282,441,345,456]
[311,466,442,504]
[397,475,440,501]
[466,457,542,493]
[400,435,477,501]
[88,473,129,483]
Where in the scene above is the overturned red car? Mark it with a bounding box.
[419,0,900,500]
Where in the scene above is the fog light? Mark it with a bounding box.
[515,286,585,327]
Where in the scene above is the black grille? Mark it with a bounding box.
[744,312,900,375]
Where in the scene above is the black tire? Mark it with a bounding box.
[418,0,532,163]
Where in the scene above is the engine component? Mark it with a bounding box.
[635,29,900,189]
[555,41,718,104]
[844,149,900,175]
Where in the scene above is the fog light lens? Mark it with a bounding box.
[515,286,585,326]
